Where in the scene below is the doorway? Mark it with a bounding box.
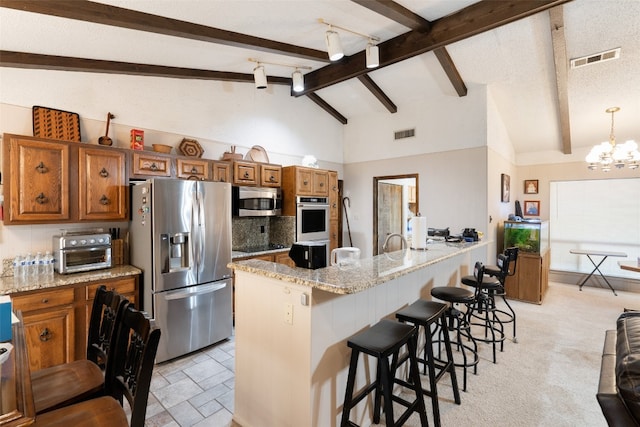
[373,174,419,255]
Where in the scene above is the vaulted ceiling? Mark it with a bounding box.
[1,0,639,160]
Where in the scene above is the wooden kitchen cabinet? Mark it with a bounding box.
[4,134,71,223]
[233,160,259,186]
[3,133,129,224]
[79,147,128,220]
[11,287,76,372]
[260,164,282,187]
[82,277,137,357]
[282,166,328,197]
[233,160,281,187]
[10,273,139,372]
[176,157,210,181]
[504,248,550,304]
[130,151,172,178]
[212,160,231,183]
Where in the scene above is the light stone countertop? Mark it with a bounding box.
[232,247,290,260]
[0,265,142,295]
[229,240,489,295]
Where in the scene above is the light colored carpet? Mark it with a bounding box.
[377,281,640,427]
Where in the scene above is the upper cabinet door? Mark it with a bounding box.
[6,136,70,223]
[79,147,127,220]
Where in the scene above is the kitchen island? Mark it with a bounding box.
[230,240,488,427]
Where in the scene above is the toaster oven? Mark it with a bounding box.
[52,232,112,274]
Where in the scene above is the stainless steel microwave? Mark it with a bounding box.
[232,186,282,217]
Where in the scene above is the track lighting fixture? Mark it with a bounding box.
[292,69,304,93]
[319,19,380,67]
[366,41,379,69]
[248,58,311,92]
[253,64,267,89]
[325,28,344,61]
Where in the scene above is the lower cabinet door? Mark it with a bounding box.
[22,305,75,372]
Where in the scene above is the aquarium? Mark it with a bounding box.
[503,220,549,254]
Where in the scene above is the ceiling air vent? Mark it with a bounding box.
[394,128,415,140]
[570,47,621,69]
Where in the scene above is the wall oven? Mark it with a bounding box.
[296,196,330,241]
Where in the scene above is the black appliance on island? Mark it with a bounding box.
[289,241,328,269]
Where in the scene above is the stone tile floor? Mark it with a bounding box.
[144,331,239,427]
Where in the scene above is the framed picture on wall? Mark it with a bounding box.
[524,179,539,194]
[501,174,510,202]
[524,200,540,216]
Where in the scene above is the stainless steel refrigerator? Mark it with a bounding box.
[129,178,232,363]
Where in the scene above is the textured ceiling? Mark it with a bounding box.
[1,0,638,159]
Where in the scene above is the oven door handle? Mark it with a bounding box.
[162,282,227,301]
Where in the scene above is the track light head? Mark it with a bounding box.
[325,29,344,61]
[292,70,304,92]
[253,65,267,89]
[366,42,379,68]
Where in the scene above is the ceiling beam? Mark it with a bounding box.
[0,50,293,85]
[549,6,572,155]
[298,0,572,95]
[0,0,330,63]
[306,93,348,125]
[357,75,397,113]
[352,0,467,96]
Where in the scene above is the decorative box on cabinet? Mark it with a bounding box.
[11,287,76,372]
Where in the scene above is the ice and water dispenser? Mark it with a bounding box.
[160,232,190,272]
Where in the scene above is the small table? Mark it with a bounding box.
[570,249,627,296]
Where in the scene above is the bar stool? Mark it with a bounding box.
[462,261,506,363]
[430,286,478,391]
[395,300,461,427]
[484,247,519,342]
[340,319,428,427]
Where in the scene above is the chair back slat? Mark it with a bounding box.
[105,306,161,427]
[473,261,485,284]
[87,286,130,369]
[504,247,519,277]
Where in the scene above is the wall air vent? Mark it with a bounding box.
[570,47,620,69]
[394,128,415,140]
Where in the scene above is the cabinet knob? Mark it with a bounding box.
[42,298,49,303]
[99,167,109,178]
[269,175,276,182]
[243,171,249,179]
[35,193,48,205]
[303,180,309,185]
[39,328,52,342]
[100,195,110,205]
[150,163,158,171]
[35,162,49,174]
[190,167,198,174]
[319,182,324,187]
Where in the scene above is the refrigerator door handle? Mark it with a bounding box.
[162,282,228,301]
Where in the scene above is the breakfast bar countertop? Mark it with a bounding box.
[0,265,142,295]
[230,240,488,295]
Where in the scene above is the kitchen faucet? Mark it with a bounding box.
[382,233,408,253]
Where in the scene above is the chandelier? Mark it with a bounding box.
[586,107,639,171]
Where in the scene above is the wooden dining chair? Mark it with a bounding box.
[31,286,130,413]
[33,305,161,427]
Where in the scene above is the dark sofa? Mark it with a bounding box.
[598,312,640,426]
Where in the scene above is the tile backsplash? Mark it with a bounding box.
[232,216,295,251]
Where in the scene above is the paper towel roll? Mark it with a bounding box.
[410,216,428,249]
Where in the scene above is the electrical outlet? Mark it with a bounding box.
[284,302,293,325]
